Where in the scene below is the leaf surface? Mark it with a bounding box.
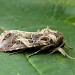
[0,0,75,75]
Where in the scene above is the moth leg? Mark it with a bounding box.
[48,49,57,55]
[9,48,24,55]
[28,49,43,58]
[64,45,73,49]
[57,47,75,59]
[59,42,65,48]
[39,44,54,50]
[28,44,54,58]
[9,52,18,55]
[59,42,72,49]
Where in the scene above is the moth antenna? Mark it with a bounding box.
[57,47,75,60]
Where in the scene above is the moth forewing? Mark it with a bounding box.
[0,32,15,51]
[0,27,75,59]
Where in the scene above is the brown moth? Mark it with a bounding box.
[0,27,74,59]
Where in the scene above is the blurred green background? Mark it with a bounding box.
[0,0,75,75]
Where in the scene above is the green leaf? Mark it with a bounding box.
[0,0,75,75]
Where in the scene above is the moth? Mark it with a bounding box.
[0,27,74,59]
